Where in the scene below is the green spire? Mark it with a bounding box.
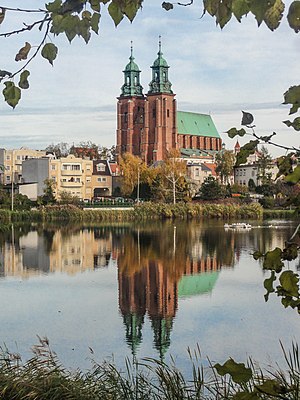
[148,37,173,94]
[121,42,144,97]
[151,316,174,361]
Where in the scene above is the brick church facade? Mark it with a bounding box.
[116,42,222,165]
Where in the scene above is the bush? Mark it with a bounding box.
[259,196,275,209]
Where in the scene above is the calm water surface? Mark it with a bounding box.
[0,220,299,371]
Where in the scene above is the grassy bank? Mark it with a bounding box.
[0,202,264,223]
[262,208,296,219]
[0,339,299,399]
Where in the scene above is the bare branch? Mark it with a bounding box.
[251,129,300,153]
[0,6,46,13]
[0,17,50,38]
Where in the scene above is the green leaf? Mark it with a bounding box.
[60,14,80,42]
[232,392,260,400]
[82,10,92,20]
[255,378,291,396]
[214,358,252,384]
[108,1,124,26]
[283,85,300,115]
[78,18,91,43]
[0,70,12,82]
[46,0,62,13]
[285,165,300,184]
[264,0,285,31]
[250,0,276,27]
[227,127,246,139]
[88,0,101,12]
[15,42,31,62]
[264,271,276,301]
[203,0,220,16]
[41,43,58,65]
[2,81,21,109]
[216,1,232,28]
[50,14,65,34]
[123,0,141,22]
[0,7,5,25]
[235,140,259,166]
[263,247,283,272]
[232,0,250,22]
[241,110,254,126]
[283,117,300,131]
[18,70,30,90]
[162,2,174,11]
[279,270,299,297]
[253,250,263,260]
[276,154,294,178]
[287,1,300,33]
[91,12,100,33]
[282,243,298,261]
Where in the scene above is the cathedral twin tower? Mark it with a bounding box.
[116,41,222,165]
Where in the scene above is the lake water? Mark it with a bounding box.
[0,219,299,372]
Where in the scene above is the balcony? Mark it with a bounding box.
[61,180,82,188]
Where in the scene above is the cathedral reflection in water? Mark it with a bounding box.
[1,222,284,358]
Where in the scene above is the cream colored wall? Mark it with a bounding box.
[49,155,93,200]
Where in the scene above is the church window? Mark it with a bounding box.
[152,108,156,118]
[134,76,137,84]
[167,109,170,118]
[124,112,128,123]
[126,76,130,85]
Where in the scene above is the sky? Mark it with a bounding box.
[0,0,299,156]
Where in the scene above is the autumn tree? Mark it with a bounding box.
[156,149,188,204]
[119,153,148,198]
[256,145,273,185]
[215,149,235,184]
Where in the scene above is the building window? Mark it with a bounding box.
[195,168,199,177]
[6,176,10,182]
[97,178,102,182]
[243,169,246,176]
[86,177,91,182]
[86,164,91,170]
[97,163,106,172]
[17,155,21,160]
[102,177,106,182]
[72,165,80,171]
[51,164,56,170]
[6,166,10,171]
[6,155,10,161]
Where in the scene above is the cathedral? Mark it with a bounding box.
[116,41,222,165]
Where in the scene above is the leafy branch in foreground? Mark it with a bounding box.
[0,0,143,108]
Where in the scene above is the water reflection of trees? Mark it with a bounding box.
[0,221,295,357]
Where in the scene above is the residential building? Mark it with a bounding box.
[0,147,47,185]
[92,159,113,198]
[19,157,51,200]
[49,154,93,200]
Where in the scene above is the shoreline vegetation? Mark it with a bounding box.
[0,338,299,399]
[0,202,273,223]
